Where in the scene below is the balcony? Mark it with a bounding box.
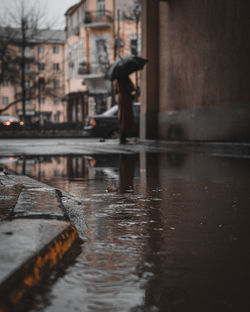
[78,62,109,76]
[78,62,91,75]
[78,62,111,95]
[84,10,113,28]
[15,56,35,64]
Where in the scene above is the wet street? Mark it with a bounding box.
[1,139,250,311]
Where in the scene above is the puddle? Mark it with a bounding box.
[2,152,250,311]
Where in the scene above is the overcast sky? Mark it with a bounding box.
[43,0,79,28]
[1,0,80,29]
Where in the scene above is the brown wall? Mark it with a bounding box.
[142,0,250,141]
[140,0,159,139]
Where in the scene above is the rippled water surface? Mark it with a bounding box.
[3,152,250,311]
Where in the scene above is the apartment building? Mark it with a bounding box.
[0,0,141,124]
[64,0,141,122]
[0,29,66,123]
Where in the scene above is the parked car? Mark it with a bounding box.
[0,115,24,129]
[84,102,140,139]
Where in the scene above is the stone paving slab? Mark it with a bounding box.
[0,219,78,311]
[0,172,66,220]
[0,184,22,220]
[13,188,65,219]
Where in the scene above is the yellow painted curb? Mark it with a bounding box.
[0,225,78,312]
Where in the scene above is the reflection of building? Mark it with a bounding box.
[4,155,91,181]
[64,0,141,120]
[0,29,66,123]
[5,156,67,179]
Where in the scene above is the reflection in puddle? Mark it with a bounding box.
[2,152,250,311]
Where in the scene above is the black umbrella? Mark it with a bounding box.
[106,55,148,81]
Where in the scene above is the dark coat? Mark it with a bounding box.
[116,77,135,135]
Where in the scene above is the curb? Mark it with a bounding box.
[0,173,82,312]
[0,223,78,312]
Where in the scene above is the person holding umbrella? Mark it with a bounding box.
[106,55,148,144]
[116,75,136,144]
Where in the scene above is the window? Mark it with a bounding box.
[25,47,31,56]
[54,169,60,176]
[54,112,60,122]
[67,48,73,79]
[25,80,30,89]
[53,64,60,71]
[95,38,109,73]
[2,97,8,105]
[54,99,60,105]
[40,98,45,104]
[81,3,86,21]
[26,100,31,109]
[97,0,105,17]
[73,43,78,78]
[38,46,45,54]
[53,46,59,54]
[39,170,45,177]
[25,63,31,71]
[55,156,61,164]
[130,39,137,56]
[53,80,59,89]
[18,46,30,55]
[2,80,8,87]
[38,63,45,70]
[130,35,141,56]
[79,38,84,62]
[39,78,45,91]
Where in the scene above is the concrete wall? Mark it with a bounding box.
[140,0,159,139]
[142,0,250,141]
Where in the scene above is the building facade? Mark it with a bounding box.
[64,0,141,122]
[0,0,141,125]
[0,29,66,123]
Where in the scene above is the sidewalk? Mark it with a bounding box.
[0,170,87,312]
[0,137,250,158]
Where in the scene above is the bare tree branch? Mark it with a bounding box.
[0,98,22,114]
[0,0,64,120]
